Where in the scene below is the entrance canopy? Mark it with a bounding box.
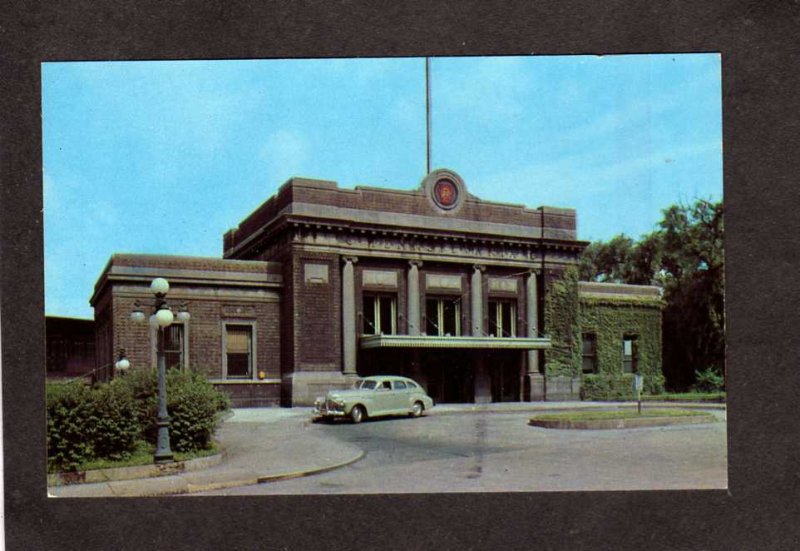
[360,335,552,350]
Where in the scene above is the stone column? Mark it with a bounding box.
[471,265,491,403]
[526,269,545,401]
[471,265,485,337]
[342,256,358,374]
[407,260,422,336]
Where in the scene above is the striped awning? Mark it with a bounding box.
[360,334,552,350]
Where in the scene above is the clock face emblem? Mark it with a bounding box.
[422,169,466,214]
[433,178,458,209]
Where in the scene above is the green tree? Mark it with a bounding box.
[579,199,724,390]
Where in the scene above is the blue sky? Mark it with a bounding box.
[42,54,722,318]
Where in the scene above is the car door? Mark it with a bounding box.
[373,379,393,415]
[391,379,410,412]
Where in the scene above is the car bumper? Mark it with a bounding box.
[313,405,347,418]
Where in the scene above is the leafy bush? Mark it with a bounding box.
[580,373,636,401]
[46,381,139,472]
[117,368,230,453]
[46,369,230,472]
[693,368,725,393]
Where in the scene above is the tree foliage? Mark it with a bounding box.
[579,199,724,390]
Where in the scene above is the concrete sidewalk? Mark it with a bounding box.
[47,401,724,498]
[47,408,363,498]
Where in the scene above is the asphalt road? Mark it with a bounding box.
[197,409,727,495]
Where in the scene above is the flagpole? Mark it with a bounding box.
[426,56,431,175]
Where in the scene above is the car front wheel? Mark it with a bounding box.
[350,405,365,424]
[410,401,424,418]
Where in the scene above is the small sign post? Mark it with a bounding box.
[633,374,644,414]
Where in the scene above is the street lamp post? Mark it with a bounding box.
[129,277,190,464]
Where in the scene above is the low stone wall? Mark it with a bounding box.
[544,376,581,401]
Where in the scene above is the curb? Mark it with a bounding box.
[49,448,366,497]
[175,449,367,495]
[529,413,717,430]
[430,402,726,416]
[47,450,226,487]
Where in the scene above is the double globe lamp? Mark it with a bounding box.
[116,277,190,464]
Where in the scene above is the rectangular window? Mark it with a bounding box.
[488,300,517,337]
[225,325,253,379]
[362,294,396,335]
[425,297,461,336]
[582,333,597,373]
[163,323,185,370]
[623,335,638,373]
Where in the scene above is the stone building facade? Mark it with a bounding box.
[90,169,663,407]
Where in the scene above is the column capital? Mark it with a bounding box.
[342,256,359,265]
[473,264,486,273]
[408,260,423,268]
[527,268,541,276]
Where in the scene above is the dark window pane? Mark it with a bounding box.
[442,300,457,336]
[426,299,439,335]
[622,336,637,373]
[363,295,377,334]
[582,334,596,355]
[227,354,250,377]
[379,296,394,334]
[582,333,597,373]
[162,324,184,369]
[488,302,499,337]
[501,302,512,336]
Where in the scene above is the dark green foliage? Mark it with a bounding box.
[163,369,230,452]
[544,267,581,377]
[119,368,230,453]
[46,369,230,472]
[579,297,665,395]
[692,368,725,392]
[46,381,139,472]
[580,374,636,401]
[578,199,724,390]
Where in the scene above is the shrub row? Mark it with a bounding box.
[579,373,637,401]
[47,369,230,473]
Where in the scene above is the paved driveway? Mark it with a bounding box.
[198,409,727,495]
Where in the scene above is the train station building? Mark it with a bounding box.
[90,169,663,407]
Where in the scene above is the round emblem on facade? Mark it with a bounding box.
[422,169,467,214]
[433,178,458,209]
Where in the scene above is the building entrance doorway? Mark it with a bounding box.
[487,350,522,402]
[420,349,475,404]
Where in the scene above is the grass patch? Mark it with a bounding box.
[642,392,725,402]
[533,409,708,422]
[54,440,220,473]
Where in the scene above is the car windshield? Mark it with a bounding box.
[357,380,377,390]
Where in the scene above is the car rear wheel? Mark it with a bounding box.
[410,401,424,418]
[350,405,365,424]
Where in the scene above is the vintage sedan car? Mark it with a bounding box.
[313,375,434,423]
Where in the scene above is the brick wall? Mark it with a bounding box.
[294,250,341,371]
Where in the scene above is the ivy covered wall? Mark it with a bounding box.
[543,267,581,377]
[578,294,664,395]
